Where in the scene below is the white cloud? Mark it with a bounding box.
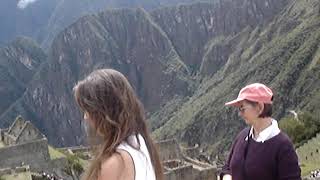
[17,0,39,9]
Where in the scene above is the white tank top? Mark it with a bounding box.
[116,134,156,180]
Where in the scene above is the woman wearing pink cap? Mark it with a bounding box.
[220,83,301,180]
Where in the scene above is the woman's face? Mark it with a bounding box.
[83,111,106,137]
[81,112,91,134]
[238,100,260,125]
[83,112,97,132]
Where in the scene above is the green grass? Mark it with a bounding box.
[1,172,32,180]
[48,145,66,160]
[49,145,89,168]
[300,163,320,177]
[74,152,89,167]
[297,133,320,176]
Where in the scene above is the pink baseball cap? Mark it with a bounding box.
[225,83,273,106]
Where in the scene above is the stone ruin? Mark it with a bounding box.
[157,139,217,180]
[0,116,70,179]
[0,116,218,180]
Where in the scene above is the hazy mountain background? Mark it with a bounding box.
[0,0,211,49]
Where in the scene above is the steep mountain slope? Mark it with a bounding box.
[0,37,46,115]
[152,0,320,157]
[0,8,191,146]
[0,0,208,49]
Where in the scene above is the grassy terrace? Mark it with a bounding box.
[297,133,320,176]
[1,172,32,180]
[48,145,66,160]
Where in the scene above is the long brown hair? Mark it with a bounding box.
[73,69,163,180]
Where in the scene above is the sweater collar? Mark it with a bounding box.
[248,119,281,143]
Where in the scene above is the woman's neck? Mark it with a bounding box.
[252,117,272,137]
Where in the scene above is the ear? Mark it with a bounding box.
[258,102,264,114]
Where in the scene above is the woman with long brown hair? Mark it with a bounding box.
[73,69,163,180]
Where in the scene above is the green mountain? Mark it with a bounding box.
[152,0,320,157]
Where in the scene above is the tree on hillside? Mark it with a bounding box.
[279,111,320,147]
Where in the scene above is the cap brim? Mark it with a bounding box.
[225,98,244,106]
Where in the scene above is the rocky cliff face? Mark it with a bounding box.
[0,37,46,115]
[151,0,289,73]
[0,7,191,146]
[0,0,319,155]
[0,0,208,50]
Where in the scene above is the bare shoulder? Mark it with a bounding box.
[99,150,134,180]
[100,153,125,180]
[117,149,135,179]
[116,149,134,166]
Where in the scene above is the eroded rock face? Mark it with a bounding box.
[0,0,209,50]
[151,0,289,74]
[0,8,191,146]
[0,37,46,116]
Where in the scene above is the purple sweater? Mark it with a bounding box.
[221,127,301,180]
